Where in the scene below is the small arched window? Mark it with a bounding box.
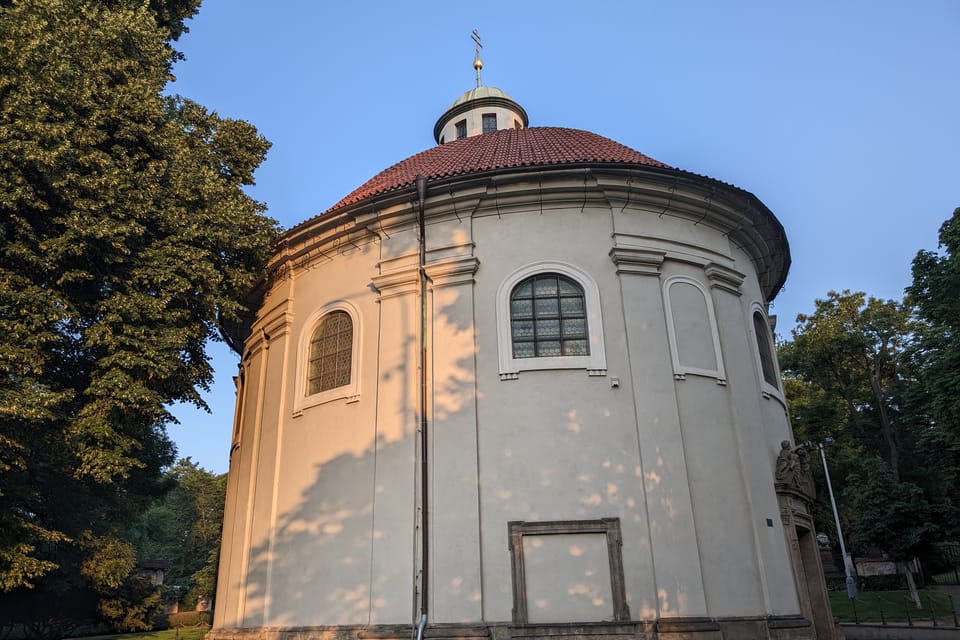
[497,262,606,380]
[308,310,353,394]
[510,273,589,358]
[752,310,778,387]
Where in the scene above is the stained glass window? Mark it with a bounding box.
[510,274,589,358]
[482,113,497,134]
[308,311,353,394]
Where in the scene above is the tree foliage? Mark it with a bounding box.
[0,0,275,631]
[781,212,960,573]
[843,456,937,562]
[779,291,914,478]
[908,207,960,534]
[132,459,226,608]
[909,208,960,429]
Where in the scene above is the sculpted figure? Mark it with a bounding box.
[775,440,816,498]
[775,440,800,485]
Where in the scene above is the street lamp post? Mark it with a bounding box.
[818,438,857,600]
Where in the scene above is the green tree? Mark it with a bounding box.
[779,291,940,605]
[909,208,960,427]
[908,208,960,536]
[843,456,937,607]
[132,459,226,609]
[779,291,914,478]
[0,0,275,632]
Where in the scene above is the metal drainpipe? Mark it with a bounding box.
[415,175,429,640]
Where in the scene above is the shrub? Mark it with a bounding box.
[165,611,212,627]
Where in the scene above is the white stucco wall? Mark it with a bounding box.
[214,169,801,630]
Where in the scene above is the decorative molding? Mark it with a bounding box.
[496,261,607,380]
[508,519,629,625]
[611,232,731,266]
[292,300,363,414]
[766,615,812,629]
[608,247,665,276]
[748,301,786,403]
[424,256,480,288]
[206,618,819,640]
[258,310,294,341]
[704,262,745,296]
[662,275,726,383]
[654,617,721,633]
[371,265,420,299]
[425,240,476,264]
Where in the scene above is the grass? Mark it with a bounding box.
[829,589,956,623]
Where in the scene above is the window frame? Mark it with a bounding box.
[508,518,629,623]
[497,261,607,380]
[662,275,726,383]
[294,300,361,414]
[455,119,467,140]
[748,302,784,402]
[482,112,497,134]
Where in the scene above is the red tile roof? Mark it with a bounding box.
[325,127,670,214]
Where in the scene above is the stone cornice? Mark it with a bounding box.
[704,262,746,296]
[424,256,479,288]
[608,247,666,276]
[371,265,420,299]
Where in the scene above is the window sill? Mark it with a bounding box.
[292,390,360,417]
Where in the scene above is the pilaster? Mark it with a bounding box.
[424,255,483,622]
[610,245,708,619]
[369,259,420,623]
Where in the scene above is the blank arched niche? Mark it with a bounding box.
[662,275,725,383]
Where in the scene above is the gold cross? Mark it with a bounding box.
[471,29,483,87]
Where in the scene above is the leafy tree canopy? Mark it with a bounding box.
[779,290,914,478]
[0,0,276,631]
[909,208,960,432]
[843,456,938,561]
[781,250,960,580]
[131,458,226,609]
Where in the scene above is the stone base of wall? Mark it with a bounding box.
[208,616,814,640]
[840,622,960,640]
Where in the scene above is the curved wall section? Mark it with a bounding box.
[211,159,825,640]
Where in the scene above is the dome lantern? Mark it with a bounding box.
[433,32,529,144]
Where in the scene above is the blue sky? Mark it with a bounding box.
[167,0,960,474]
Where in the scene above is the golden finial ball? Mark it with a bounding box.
[473,57,483,70]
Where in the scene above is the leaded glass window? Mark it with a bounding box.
[308,311,353,394]
[510,274,589,358]
[482,113,497,134]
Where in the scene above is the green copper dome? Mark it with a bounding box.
[446,86,517,109]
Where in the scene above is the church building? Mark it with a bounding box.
[211,48,835,640]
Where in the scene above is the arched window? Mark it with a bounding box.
[308,310,353,394]
[510,274,589,358]
[752,310,779,388]
[496,261,607,380]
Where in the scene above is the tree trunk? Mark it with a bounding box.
[869,373,900,480]
[900,560,921,609]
